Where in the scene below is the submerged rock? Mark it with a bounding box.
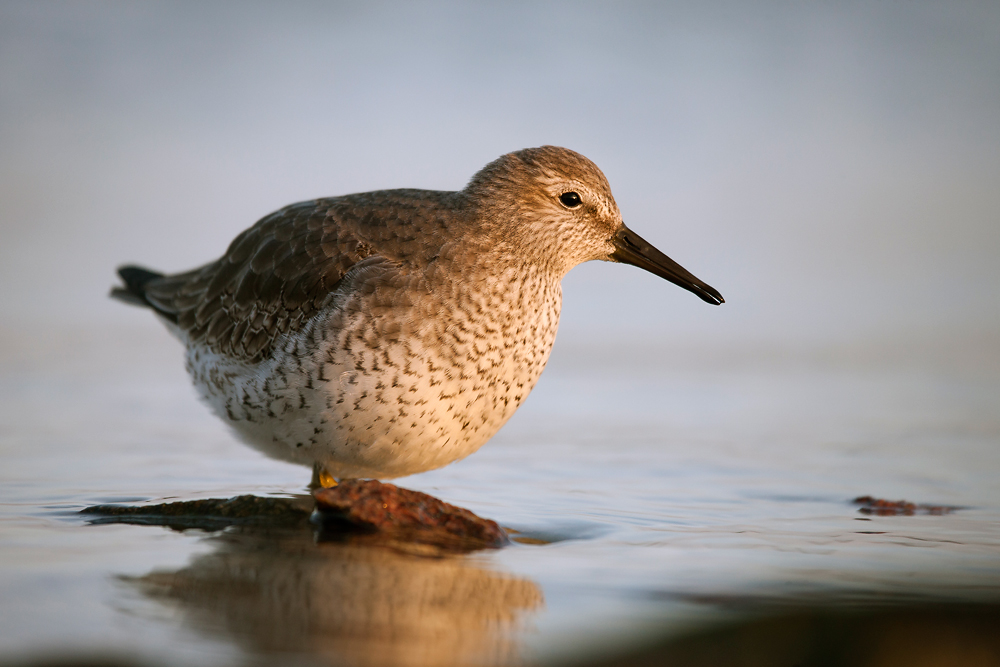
[81,494,313,531]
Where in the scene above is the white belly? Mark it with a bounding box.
[181,277,561,479]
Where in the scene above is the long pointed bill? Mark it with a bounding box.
[610,225,724,305]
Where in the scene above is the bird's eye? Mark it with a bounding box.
[559,191,582,208]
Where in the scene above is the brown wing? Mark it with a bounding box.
[140,189,459,362]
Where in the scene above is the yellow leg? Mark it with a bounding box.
[319,469,338,488]
[310,463,339,489]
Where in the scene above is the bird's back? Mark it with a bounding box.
[114,189,466,362]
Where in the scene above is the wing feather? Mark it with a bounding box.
[138,190,459,362]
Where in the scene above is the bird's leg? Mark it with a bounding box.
[310,462,339,489]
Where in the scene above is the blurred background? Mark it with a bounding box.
[2,0,997,355]
[2,2,999,666]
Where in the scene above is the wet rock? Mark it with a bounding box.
[852,495,963,516]
[81,483,508,551]
[81,494,313,531]
[313,480,508,549]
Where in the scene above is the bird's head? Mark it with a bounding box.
[465,145,724,305]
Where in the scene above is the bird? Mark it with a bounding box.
[112,146,723,487]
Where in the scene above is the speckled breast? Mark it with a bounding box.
[186,262,563,479]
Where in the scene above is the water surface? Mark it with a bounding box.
[2,327,998,666]
[2,2,999,664]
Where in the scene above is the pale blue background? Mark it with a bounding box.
[2,1,997,351]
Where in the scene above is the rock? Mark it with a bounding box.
[313,480,508,549]
[80,482,508,551]
[852,495,963,516]
[81,495,313,531]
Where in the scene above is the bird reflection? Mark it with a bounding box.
[127,517,543,667]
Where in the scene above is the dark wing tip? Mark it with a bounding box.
[117,265,164,292]
[110,265,168,312]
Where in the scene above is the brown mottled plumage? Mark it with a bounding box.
[113,146,722,480]
[135,191,462,362]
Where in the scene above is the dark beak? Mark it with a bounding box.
[610,225,724,305]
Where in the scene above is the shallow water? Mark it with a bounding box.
[2,326,998,666]
[2,1,1000,664]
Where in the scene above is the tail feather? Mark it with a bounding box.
[110,265,164,308]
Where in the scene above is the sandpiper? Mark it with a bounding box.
[112,146,723,484]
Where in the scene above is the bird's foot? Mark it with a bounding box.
[310,463,339,489]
